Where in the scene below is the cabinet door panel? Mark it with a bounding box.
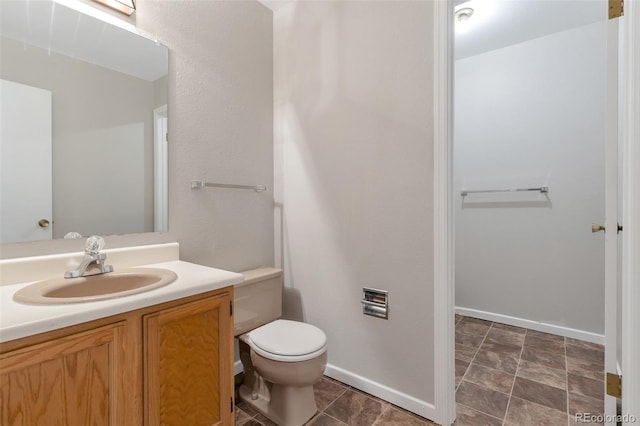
[145,294,232,426]
[0,323,125,426]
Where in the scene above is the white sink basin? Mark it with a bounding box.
[13,268,177,304]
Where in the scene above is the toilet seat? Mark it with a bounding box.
[246,319,327,362]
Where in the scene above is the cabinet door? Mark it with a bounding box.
[0,323,126,426]
[145,293,233,426]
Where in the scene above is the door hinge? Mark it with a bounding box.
[230,397,234,412]
[165,132,168,142]
[230,300,233,317]
[609,0,624,19]
[606,372,622,398]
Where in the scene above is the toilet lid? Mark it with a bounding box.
[248,319,327,357]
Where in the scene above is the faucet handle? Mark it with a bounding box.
[85,235,106,254]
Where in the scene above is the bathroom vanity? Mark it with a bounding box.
[0,243,241,426]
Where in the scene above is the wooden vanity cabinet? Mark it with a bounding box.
[144,293,234,426]
[0,287,234,426]
[0,322,128,425]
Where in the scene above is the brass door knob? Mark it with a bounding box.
[38,219,50,228]
[592,223,605,233]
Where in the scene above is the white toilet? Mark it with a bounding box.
[235,268,327,426]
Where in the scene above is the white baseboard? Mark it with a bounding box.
[233,360,436,422]
[234,360,243,376]
[324,364,436,422]
[455,306,605,345]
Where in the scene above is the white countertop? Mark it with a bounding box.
[0,260,243,343]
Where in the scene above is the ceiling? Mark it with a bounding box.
[454,0,606,59]
[2,0,605,78]
[258,0,607,60]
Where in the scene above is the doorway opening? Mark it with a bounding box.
[451,1,608,423]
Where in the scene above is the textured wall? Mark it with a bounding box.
[454,22,606,334]
[1,0,274,272]
[274,0,435,410]
[134,0,274,271]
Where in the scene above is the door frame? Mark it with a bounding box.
[620,0,640,420]
[432,1,640,424]
[432,1,455,425]
[153,104,168,233]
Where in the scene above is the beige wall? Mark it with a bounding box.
[1,0,438,418]
[0,0,274,273]
[274,0,435,414]
[135,0,274,271]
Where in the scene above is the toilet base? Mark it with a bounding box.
[239,382,317,426]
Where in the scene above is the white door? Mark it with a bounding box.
[619,0,640,419]
[0,79,53,243]
[602,15,621,424]
[604,7,631,425]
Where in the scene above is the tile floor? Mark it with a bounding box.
[235,376,437,426]
[455,315,605,426]
[234,315,605,426]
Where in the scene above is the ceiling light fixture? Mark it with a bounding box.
[92,0,135,16]
[455,7,474,22]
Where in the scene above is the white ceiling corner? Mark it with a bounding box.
[256,0,295,12]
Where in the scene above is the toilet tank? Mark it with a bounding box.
[234,267,283,336]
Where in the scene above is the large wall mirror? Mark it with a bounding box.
[0,0,168,244]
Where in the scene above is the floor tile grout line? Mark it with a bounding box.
[321,384,397,426]
[565,353,606,382]
[321,376,437,425]
[317,378,436,425]
[458,316,491,385]
[370,403,392,426]
[523,342,569,360]
[457,401,505,424]
[501,326,527,426]
[455,318,604,426]
[458,382,512,420]
[515,361,568,391]
[257,321,606,426]
[563,339,606,422]
[503,392,570,422]
[457,318,514,421]
[318,411,349,425]
[462,361,516,392]
[318,383,350,418]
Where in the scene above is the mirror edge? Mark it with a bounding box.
[0,232,175,260]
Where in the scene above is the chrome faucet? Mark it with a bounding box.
[65,236,114,278]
